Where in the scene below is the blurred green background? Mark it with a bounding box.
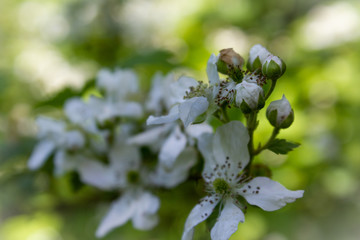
[1,0,360,239]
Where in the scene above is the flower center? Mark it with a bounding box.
[213,178,230,195]
[126,170,140,184]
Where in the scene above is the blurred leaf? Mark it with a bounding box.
[267,139,300,155]
[35,79,95,108]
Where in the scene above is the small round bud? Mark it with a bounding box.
[247,44,271,72]
[266,95,294,129]
[261,55,286,80]
[235,82,265,113]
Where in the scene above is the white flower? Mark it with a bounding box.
[96,189,160,238]
[182,121,304,240]
[146,75,209,127]
[97,68,138,101]
[235,81,264,110]
[28,117,85,174]
[128,122,213,187]
[75,128,161,237]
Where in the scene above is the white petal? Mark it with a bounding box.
[182,195,220,240]
[36,117,65,138]
[206,53,220,85]
[210,198,244,240]
[159,125,187,168]
[179,97,209,127]
[28,140,55,170]
[132,191,160,230]
[238,177,304,211]
[76,159,116,190]
[152,147,197,188]
[212,121,250,174]
[147,105,180,125]
[64,130,85,149]
[198,132,217,182]
[96,192,135,237]
[127,124,172,146]
[166,76,198,107]
[185,123,213,142]
[146,72,167,114]
[114,101,143,118]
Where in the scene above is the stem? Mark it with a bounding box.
[253,127,280,155]
[244,111,258,175]
[219,105,230,123]
[265,79,277,100]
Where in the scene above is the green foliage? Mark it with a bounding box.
[267,139,300,155]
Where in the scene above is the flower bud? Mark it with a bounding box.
[266,95,294,128]
[247,44,271,72]
[261,55,286,80]
[216,48,244,82]
[235,82,265,113]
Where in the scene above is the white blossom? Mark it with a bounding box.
[182,121,304,240]
[28,117,85,174]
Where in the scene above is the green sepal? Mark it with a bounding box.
[262,59,286,80]
[240,99,252,114]
[247,57,262,72]
[216,60,229,75]
[279,110,294,129]
[257,92,265,110]
[266,109,278,127]
[267,138,300,155]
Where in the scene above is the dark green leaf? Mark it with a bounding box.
[267,138,300,155]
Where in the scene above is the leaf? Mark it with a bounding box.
[267,138,300,155]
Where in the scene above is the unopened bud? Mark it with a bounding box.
[235,82,264,113]
[262,55,286,80]
[217,48,244,82]
[247,44,271,72]
[266,95,294,128]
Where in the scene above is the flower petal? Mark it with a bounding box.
[96,192,135,237]
[127,124,172,146]
[210,198,244,240]
[206,54,220,85]
[77,159,117,190]
[179,97,209,127]
[237,177,304,211]
[212,121,250,174]
[28,140,55,170]
[159,125,187,168]
[147,105,180,125]
[114,101,143,118]
[132,191,160,230]
[151,147,197,188]
[198,132,217,182]
[182,195,220,240]
[166,76,198,107]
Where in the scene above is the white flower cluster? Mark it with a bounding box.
[28,44,303,240]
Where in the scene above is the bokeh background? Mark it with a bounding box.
[1,0,360,239]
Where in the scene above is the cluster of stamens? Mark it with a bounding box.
[184,81,209,99]
[215,81,236,107]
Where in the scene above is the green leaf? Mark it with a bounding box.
[267,138,300,155]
